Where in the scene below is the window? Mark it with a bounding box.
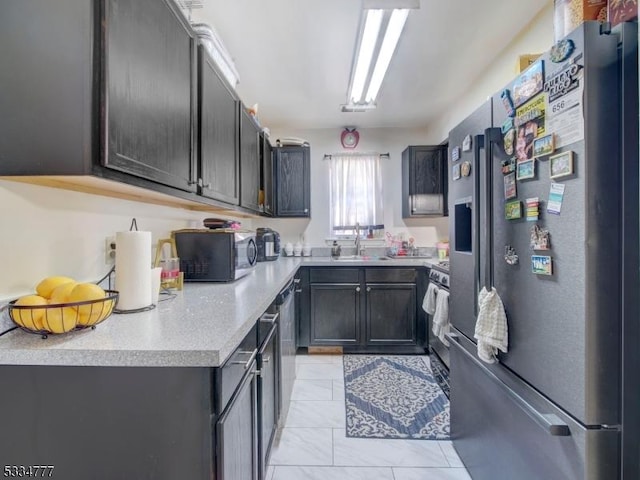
[329,153,384,236]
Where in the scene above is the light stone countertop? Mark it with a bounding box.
[0,256,434,368]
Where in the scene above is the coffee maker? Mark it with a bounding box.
[256,228,281,261]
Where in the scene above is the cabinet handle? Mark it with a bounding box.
[188,180,198,186]
[304,208,309,213]
[355,287,361,292]
[262,355,271,364]
[293,278,301,284]
[260,312,279,324]
[203,183,212,189]
[295,288,303,293]
[231,349,258,370]
[366,287,371,292]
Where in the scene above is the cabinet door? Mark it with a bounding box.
[258,322,278,480]
[275,147,310,217]
[410,146,444,195]
[240,110,261,212]
[216,365,258,480]
[104,0,196,192]
[365,283,417,346]
[310,284,360,345]
[199,47,239,204]
[262,136,274,216]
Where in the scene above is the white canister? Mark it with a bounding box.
[302,244,312,256]
[293,242,302,256]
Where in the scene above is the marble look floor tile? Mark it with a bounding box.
[333,379,345,400]
[392,467,472,480]
[332,429,449,467]
[272,466,394,480]
[269,428,333,466]
[291,379,333,401]
[439,441,465,467]
[285,400,346,428]
[296,362,344,380]
[295,354,343,365]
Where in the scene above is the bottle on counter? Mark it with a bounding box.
[331,240,341,259]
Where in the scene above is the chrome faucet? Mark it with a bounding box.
[355,223,363,256]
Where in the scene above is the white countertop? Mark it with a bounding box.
[0,257,433,368]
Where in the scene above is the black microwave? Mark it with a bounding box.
[172,229,258,282]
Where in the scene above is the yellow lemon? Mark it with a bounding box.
[36,276,76,299]
[69,283,107,326]
[12,295,48,331]
[41,306,78,333]
[48,281,78,304]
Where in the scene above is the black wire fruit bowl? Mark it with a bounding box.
[7,290,119,338]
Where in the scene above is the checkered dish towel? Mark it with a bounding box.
[474,287,508,364]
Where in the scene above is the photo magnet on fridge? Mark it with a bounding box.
[501,89,516,117]
[533,133,555,158]
[452,163,461,181]
[462,135,472,152]
[461,161,472,177]
[505,200,522,220]
[549,151,574,179]
[550,38,575,63]
[530,224,551,250]
[504,172,517,199]
[501,158,516,174]
[513,59,545,107]
[532,255,553,275]
[503,129,515,156]
[516,159,536,180]
[451,146,461,162]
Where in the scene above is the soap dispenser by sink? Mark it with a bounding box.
[331,241,341,259]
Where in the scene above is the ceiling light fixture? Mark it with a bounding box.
[343,0,419,112]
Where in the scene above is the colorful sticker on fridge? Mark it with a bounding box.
[504,245,519,265]
[544,62,581,103]
[515,93,546,130]
[546,69,584,150]
[517,159,535,180]
[550,38,575,63]
[525,197,540,222]
[501,157,516,174]
[533,133,555,158]
[452,163,461,180]
[530,224,551,250]
[452,146,461,162]
[513,60,545,107]
[501,118,514,134]
[462,135,472,152]
[504,172,517,199]
[503,128,515,156]
[501,89,516,117]
[547,183,566,215]
[461,161,472,177]
[532,255,553,275]
[549,151,574,179]
[505,200,522,220]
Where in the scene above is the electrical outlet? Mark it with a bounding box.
[105,236,116,265]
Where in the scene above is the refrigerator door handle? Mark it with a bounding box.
[482,128,503,290]
[473,134,485,317]
[447,333,571,437]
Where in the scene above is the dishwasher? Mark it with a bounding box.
[275,277,296,428]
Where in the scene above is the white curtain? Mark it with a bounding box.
[329,153,384,234]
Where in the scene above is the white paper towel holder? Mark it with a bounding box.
[112,218,158,315]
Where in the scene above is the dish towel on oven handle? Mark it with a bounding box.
[422,283,439,315]
[474,287,508,364]
[432,289,450,346]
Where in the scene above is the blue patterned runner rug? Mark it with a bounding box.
[343,355,449,440]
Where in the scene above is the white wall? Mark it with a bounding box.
[0,180,242,300]
[260,127,450,248]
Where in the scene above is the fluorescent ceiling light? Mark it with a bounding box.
[365,9,409,103]
[344,1,417,111]
[350,9,383,104]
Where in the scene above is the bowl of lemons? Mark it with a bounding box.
[8,276,118,337]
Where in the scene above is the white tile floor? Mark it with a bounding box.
[267,354,472,480]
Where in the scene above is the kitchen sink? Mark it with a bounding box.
[331,255,389,261]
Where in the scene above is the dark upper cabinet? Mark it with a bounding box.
[402,145,448,217]
[240,109,261,212]
[103,0,197,192]
[198,46,239,204]
[261,134,274,216]
[273,146,311,217]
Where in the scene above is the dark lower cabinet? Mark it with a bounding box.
[258,319,279,480]
[274,146,311,217]
[310,284,360,345]
[216,364,258,480]
[300,267,426,351]
[104,0,197,192]
[366,283,417,345]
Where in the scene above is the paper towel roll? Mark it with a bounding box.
[115,231,152,310]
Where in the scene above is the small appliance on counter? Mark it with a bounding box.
[256,228,281,262]
[172,229,257,282]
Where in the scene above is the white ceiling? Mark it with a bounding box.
[192,0,550,130]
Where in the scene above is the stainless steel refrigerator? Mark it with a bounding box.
[446,22,639,480]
